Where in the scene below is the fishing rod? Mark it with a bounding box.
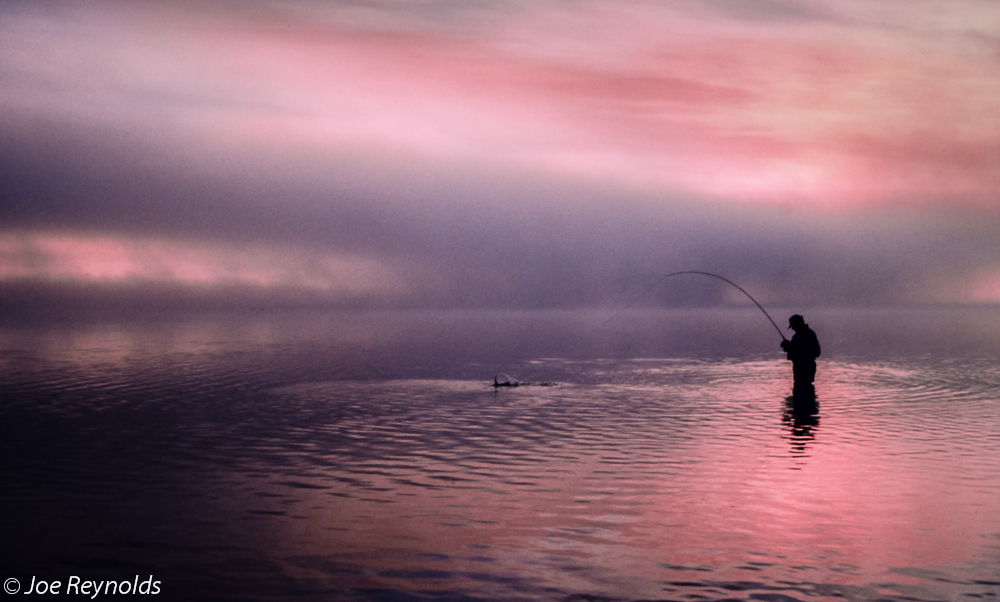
[600,271,787,341]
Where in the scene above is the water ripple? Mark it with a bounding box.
[2,313,1000,601]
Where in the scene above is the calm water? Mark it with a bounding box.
[2,308,999,601]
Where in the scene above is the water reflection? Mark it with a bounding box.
[3,309,1000,602]
[783,389,819,456]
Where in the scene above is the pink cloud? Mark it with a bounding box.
[200,2,1000,207]
[0,231,407,297]
[3,0,1000,209]
[967,270,1000,304]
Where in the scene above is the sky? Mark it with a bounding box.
[1,0,999,311]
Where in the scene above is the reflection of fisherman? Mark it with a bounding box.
[780,314,821,390]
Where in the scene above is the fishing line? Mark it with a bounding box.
[599,271,787,341]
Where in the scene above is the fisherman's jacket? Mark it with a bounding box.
[782,326,821,362]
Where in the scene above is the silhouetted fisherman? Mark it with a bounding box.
[780,314,821,392]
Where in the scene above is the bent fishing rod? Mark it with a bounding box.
[599,270,787,341]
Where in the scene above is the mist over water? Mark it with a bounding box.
[2,308,999,601]
[5,2,1000,598]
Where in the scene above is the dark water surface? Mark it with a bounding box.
[2,308,999,601]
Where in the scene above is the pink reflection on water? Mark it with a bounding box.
[246,362,1000,598]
